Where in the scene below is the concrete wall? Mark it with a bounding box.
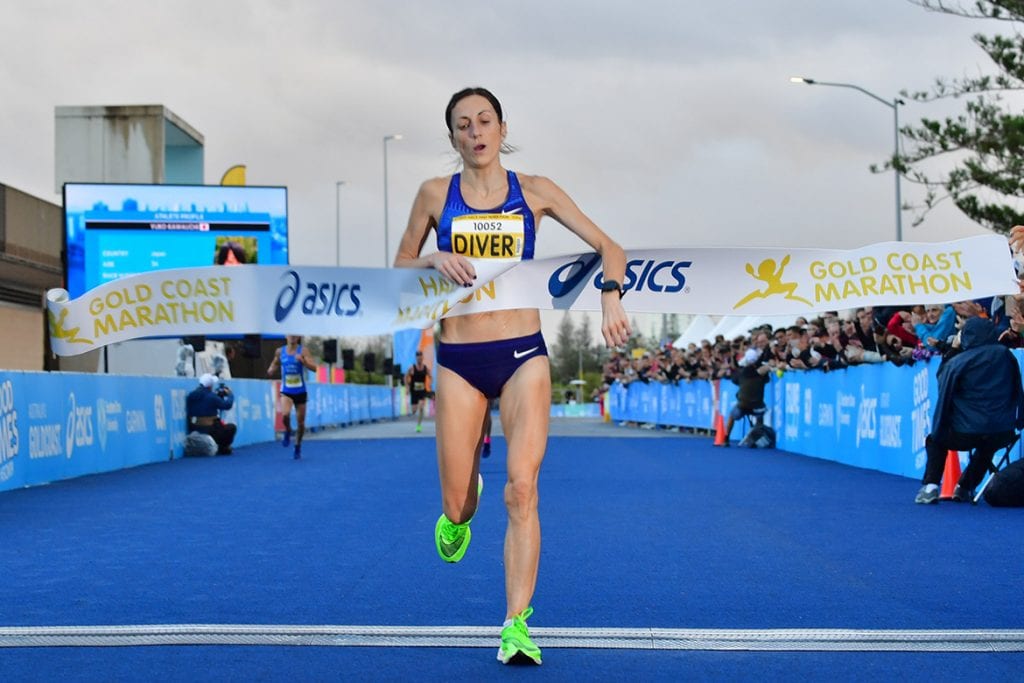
[0,184,63,371]
[0,303,45,370]
[3,184,63,265]
[54,105,204,190]
[164,119,204,184]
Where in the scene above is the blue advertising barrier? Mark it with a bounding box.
[0,371,396,493]
[304,382,393,427]
[550,403,601,418]
[608,351,1024,480]
[607,378,720,431]
[7,352,1023,491]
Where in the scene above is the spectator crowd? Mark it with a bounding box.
[602,294,1024,391]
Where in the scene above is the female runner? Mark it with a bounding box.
[394,87,631,665]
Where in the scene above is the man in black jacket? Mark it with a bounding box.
[915,317,1024,504]
[718,348,771,447]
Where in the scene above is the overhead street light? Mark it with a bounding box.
[790,76,904,241]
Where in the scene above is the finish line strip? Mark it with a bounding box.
[2,625,1023,651]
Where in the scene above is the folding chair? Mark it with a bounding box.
[737,407,768,448]
[973,431,1022,505]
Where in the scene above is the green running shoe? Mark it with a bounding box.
[435,514,471,563]
[497,606,542,665]
[434,475,483,563]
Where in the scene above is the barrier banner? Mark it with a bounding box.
[0,371,188,491]
[607,357,952,478]
[607,379,730,432]
[47,236,1015,356]
[772,360,938,478]
[551,403,601,418]
[0,371,391,493]
[304,383,394,428]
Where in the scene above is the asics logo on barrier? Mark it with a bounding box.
[856,385,877,448]
[548,255,693,298]
[65,392,94,459]
[153,395,167,432]
[96,399,108,452]
[275,270,362,322]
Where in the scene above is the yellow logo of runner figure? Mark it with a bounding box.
[734,255,813,310]
[48,308,93,345]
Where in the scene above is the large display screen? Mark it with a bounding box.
[63,183,288,298]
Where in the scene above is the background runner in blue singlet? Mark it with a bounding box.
[266,335,318,459]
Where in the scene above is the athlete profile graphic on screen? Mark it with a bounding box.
[62,183,288,298]
[214,237,256,265]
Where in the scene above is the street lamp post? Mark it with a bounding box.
[382,135,402,407]
[383,134,403,266]
[331,180,346,385]
[790,76,904,242]
[334,180,345,267]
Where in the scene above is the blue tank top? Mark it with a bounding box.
[279,345,306,395]
[436,170,536,260]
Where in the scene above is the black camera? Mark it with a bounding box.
[216,382,231,398]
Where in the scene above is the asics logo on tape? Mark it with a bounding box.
[275,270,362,322]
[547,253,602,297]
[548,254,693,297]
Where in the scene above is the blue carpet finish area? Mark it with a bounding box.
[1,420,1022,681]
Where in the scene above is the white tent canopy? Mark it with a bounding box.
[671,314,715,348]
[672,314,803,348]
[720,315,761,341]
[705,315,750,343]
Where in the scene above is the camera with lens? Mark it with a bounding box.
[216,382,231,399]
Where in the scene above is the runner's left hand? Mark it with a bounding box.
[601,295,631,348]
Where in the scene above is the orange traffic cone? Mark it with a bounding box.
[713,413,727,446]
[939,450,962,500]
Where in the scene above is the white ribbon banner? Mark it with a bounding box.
[47,235,1016,356]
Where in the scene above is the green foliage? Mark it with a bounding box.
[550,312,582,383]
[878,1,1024,232]
[552,370,605,405]
[342,368,390,385]
[547,312,617,400]
[301,336,325,362]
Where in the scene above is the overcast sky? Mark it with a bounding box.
[2,1,1019,338]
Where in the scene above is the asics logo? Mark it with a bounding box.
[547,254,693,297]
[513,346,539,359]
[547,253,602,297]
[274,270,362,322]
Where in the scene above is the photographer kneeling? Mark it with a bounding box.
[716,348,771,448]
[186,373,237,455]
[915,317,1024,504]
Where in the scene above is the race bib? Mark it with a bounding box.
[413,381,425,391]
[451,214,524,260]
[284,372,303,389]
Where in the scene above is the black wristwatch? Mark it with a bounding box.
[600,279,624,298]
